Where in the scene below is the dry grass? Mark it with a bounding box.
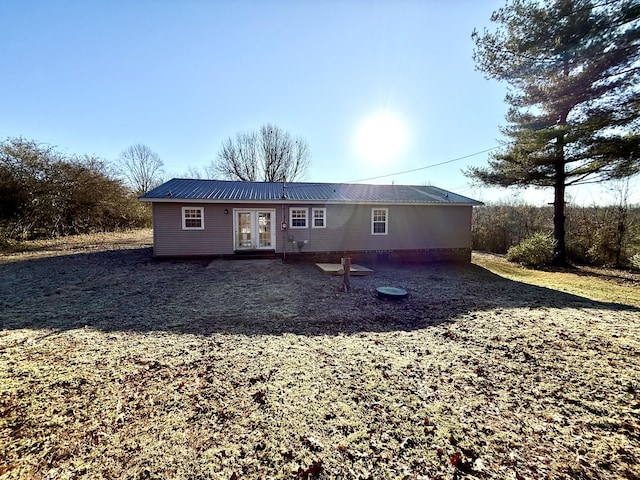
[473,252,640,309]
[1,232,639,479]
[0,229,153,261]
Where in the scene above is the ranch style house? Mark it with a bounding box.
[139,178,483,262]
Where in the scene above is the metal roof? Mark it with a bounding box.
[139,178,483,205]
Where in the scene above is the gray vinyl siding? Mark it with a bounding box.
[287,204,472,253]
[151,202,472,256]
[152,203,234,256]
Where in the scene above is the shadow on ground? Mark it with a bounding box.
[1,247,637,337]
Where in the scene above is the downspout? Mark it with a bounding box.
[281,180,287,262]
[282,202,287,262]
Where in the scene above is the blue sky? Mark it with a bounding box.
[1,0,634,205]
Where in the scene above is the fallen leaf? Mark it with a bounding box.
[450,452,474,473]
[252,391,266,404]
[296,459,323,478]
[307,459,322,475]
[0,465,14,475]
[281,450,294,460]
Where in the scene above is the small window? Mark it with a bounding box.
[371,208,388,235]
[182,207,204,230]
[290,208,308,228]
[312,208,326,228]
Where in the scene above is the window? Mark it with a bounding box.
[371,208,388,235]
[312,208,326,228]
[290,208,308,228]
[182,207,204,230]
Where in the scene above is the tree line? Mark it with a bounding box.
[472,196,640,268]
[0,138,154,243]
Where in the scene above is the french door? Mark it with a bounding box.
[234,209,276,250]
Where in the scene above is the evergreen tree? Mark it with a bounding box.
[467,0,640,265]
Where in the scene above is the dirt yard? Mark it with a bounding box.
[1,231,639,479]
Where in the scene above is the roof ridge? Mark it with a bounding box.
[140,178,483,205]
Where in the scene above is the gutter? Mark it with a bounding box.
[139,198,483,207]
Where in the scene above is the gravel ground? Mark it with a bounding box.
[1,244,639,479]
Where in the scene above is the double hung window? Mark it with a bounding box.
[371,208,388,235]
[182,207,204,230]
[312,208,326,228]
[290,208,308,228]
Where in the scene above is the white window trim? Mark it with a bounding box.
[311,207,326,229]
[182,206,204,230]
[371,207,388,235]
[289,207,308,229]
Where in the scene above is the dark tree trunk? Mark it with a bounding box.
[553,112,568,266]
[553,174,567,266]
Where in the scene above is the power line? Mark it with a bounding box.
[347,146,499,183]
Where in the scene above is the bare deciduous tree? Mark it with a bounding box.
[183,166,205,179]
[211,124,310,182]
[118,144,165,195]
[608,175,635,267]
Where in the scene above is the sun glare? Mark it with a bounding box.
[354,112,408,165]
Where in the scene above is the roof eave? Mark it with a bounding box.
[140,197,482,206]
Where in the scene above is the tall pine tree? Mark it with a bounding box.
[467,0,640,265]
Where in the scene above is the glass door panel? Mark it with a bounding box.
[258,212,272,247]
[237,212,252,248]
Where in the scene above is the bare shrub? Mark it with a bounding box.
[506,233,556,267]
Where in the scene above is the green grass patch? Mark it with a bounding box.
[473,251,640,308]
